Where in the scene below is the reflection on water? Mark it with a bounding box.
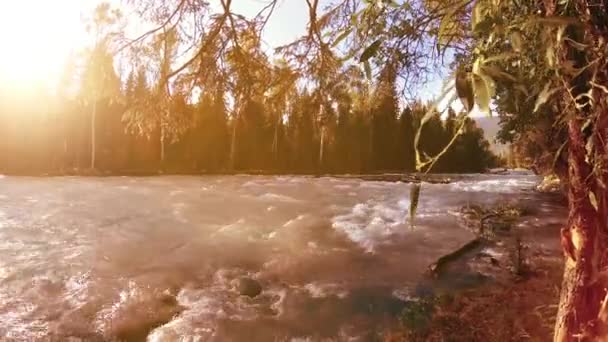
[0,173,557,341]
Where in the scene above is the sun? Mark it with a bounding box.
[0,1,91,89]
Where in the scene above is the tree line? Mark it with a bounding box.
[0,59,497,175]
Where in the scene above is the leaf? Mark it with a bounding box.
[471,1,483,31]
[546,44,556,68]
[473,75,492,114]
[562,60,583,77]
[339,48,358,62]
[581,118,593,133]
[585,137,594,164]
[363,60,372,81]
[515,84,529,97]
[589,191,599,211]
[483,52,517,63]
[482,74,496,98]
[529,16,580,27]
[359,39,382,62]
[472,57,483,75]
[350,11,361,25]
[332,28,352,47]
[564,37,588,51]
[552,141,568,172]
[557,25,566,43]
[455,70,474,113]
[599,177,607,189]
[511,31,523,52]
[410,183,421,229]
[534,83,559,112]
[481,66,517,82]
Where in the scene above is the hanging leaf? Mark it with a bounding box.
[552,141,568,171]
[473,75,492,114]
[359,39,382,62]
[340,48,359,62]
[472,57,482,75]
[534,83,559,112]
[557,25,566,43]
[585,137,594,164]
[510,31,523,52]
[471,2,483,31]
[529,16,580,27]
[410,183,421,229]
[581,118,593,133]
[332,28,352,47]
[546,44,556,68]
[515,84,529,96]
[599,178,607,190]
[562,60,584,77]
[350,11,362,25]
[589,191,599,211]
[481,66,517,82]
[363,60,372,80]
[482,74,496,97]
[483,52,517,63]
[564,37,588,51]
[455,70,474,113]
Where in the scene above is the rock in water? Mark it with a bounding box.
[237,277,262,298]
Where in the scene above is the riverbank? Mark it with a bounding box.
[387,193,566,341]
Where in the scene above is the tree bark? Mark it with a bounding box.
[229,114,238,171]
[549,0,608,339]
[554,118,608,341]
[160,123,165,167]
[272,113,280,165]
[319,125,325,170]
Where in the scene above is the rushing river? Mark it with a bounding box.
[0,173,562,341]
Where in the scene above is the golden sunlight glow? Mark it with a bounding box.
[0,1,94,89]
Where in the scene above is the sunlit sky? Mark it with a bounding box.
[0,1,89,87]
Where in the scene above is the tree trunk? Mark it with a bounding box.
[319,125,325,170]
[369,122,373,171]
[90,99,97,170]
[554,117,608,341]
[160,124,165,168]
[229,115,238,171]
[548,0,608,339]
[272,114,280,165]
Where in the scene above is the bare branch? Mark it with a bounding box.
[118,0,187,52]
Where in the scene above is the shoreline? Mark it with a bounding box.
[390,194,566,341]
[0,170,529,185]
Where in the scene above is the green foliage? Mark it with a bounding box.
[359,39,382,63]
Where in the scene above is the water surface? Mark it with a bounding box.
[0,173,556,341]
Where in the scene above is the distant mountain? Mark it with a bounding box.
[472,116,508,154]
